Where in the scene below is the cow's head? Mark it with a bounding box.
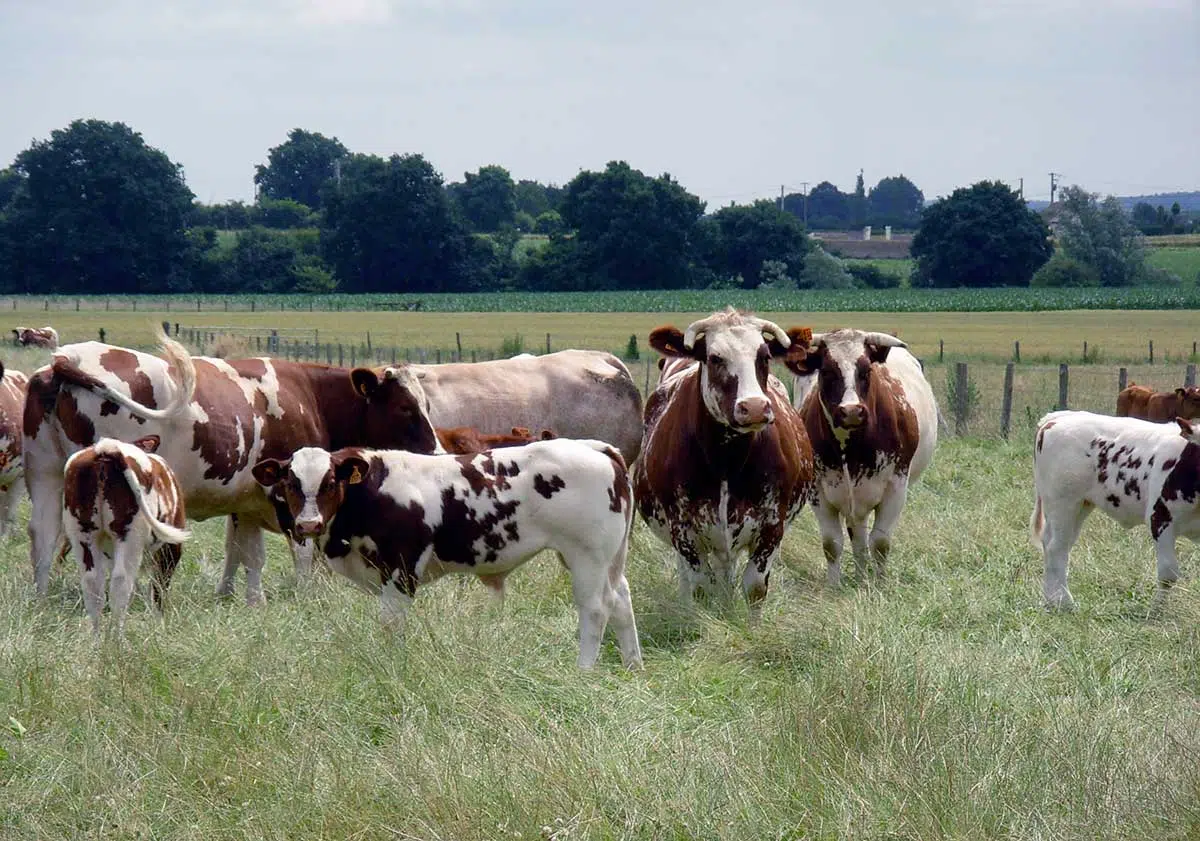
[785,328,907,431]
[349,365,441,454]
[1174,387,1200,419]
[252,447,370,539]
[649,308,810,432]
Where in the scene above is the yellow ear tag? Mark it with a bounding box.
[348,465,363,485]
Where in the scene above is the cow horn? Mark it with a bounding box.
[744,316,791,348]
[862,332,907,349]
[683,313,726,350]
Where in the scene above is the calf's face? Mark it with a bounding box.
[1175,387,1200,419]
[252,448,369,539]
[787,330,906,431]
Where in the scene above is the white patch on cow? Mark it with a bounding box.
[203,357,286,420]
[290,447,333,529]
[698,324,772,426]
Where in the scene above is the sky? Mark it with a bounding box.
[1,0,1197,208]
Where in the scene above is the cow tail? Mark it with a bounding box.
[120,460,191,546]
[52,332,196,421]
[1030,441,1045,550]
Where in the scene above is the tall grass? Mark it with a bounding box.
[1,433,1198,839]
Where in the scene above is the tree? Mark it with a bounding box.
[703,199,810,288]
[850,169,867,228]
[254,128,348,211]
[1131,201,1162,235]
[548,161,706,290]
[514,179,563,218]
[910,180,1052,288]
[804,181,850,230]
[448,165,516,232]
[868,175,924,229]
[0,168,21,212]
[1054,185,1148,287]
[0,119,194,294]
[320,153,476,293]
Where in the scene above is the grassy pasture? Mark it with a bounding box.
[2,435,1199,839]
[1148,247,1200,282]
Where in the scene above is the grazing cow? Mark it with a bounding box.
[1032,410,1200,608]
[12,326,59,349]
[409,350,644,464]
[786,329,938,585]
[252,439,642,669]
[1116,382,1200,422]
[633,308,815,612]
[436,425,555,455]
[24,337,442,604]
[0,362,29,536]
[62,436,190,634]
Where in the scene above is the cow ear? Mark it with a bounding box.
[252,458,287,487]
[783,341,821,377]
[648,327,700,360]
[1176,387,1187,398]
[540,428,556,440]
[132,435,161,454]
[866,342,893,365]
[334,454,370,486]
[1175,417,1197,438]
[767,326,812,359]
[350,368,380,400]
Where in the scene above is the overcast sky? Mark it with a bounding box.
[2,0,1197,208]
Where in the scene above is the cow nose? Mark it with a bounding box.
[734,397,773,427]
[295,518,324,538]
[834,404,867,428]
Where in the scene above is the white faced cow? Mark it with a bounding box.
[633,308,815,614]
[1033,410,1200,608]
[63,436,190,634]
[252,439,642,669]
[0,362,29,536]
[12,326,59,349]
[24,338,442,604]
[787,329,937,585]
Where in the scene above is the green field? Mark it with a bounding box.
[2,435,1197,839]
[1148,247,1200,282]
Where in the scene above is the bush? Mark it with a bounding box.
[756,259,794,290]
[1143,266,1182,287]
[625,334,639,360]
[846,262,900,289]
[535,211,564,236]
[1030,253,1099,288]
[513,210,536,233]
[797,246,853,290]
[500,334,525,356]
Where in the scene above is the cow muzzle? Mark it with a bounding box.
[833,404,867,429]
[733,397,774,429]
[294,518,325,538]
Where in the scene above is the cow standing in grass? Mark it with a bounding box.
[1116,383,1200,422]
[787,329,938,585]
[0,362,29,536]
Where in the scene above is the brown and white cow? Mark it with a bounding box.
[633,308,814,613]
[409,350,643,464]
[12,326,59,349]
[0,362,29,536]
[24,339,442,605]
[786,329,938,585]
[63,436,190,634]
[252,439,642,669]
[1116,382,1200,422]
[1032,410,1200,608]
[436,425,555,455]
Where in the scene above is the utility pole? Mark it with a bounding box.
[779,184,784,211]
[1049,172,1061,205]
[1018,177,1024,200]
[799,181,810,228]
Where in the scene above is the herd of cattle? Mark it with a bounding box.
[1,307,1198,668]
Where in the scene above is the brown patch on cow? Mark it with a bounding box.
[57,390,96,447]
[99,348,158,411]
[23,369,57,439]
[1150,500,1173,539]
[534,473,566,498]
[190,359,258,483]
[100,400,120,416]
[1162,458,1178,471]
[1106,494,1121,508]
[435,486,520,565]
[228,358,268,381]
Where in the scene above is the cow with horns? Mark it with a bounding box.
[633,308,815,613]
[787,328,937,585]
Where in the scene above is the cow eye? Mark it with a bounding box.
[707,353,722,366]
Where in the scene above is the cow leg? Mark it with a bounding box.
[569,557,612,670]
[868,483,908,579]
[108,540,143,636]
[72,538,107,636]
[1153,528,1181,604]
[149,544,182,611]
[222,516,267,606]
[604,533,642,669]
[478,571,510,608]
[847,518,870,581]
[814,501,845,587]
[379,575,415,634]
[1041,501,1089,609]
[743,542,779,624]
[676,549,715,604]
[289,538,315,582]
[27,467,65,597]
[0,485,19,538]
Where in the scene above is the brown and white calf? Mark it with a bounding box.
[1033,410,1200,608]
[0,362,29,536]
[633,308,815,612]
[252,439,642,669]
[63,436,190,634]
[12,326,59,349]
[787,329,938,585]
[1116,382,1200,422]
[24,338,441,604]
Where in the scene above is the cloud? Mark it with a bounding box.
[291,0,394,26]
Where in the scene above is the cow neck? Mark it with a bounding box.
[303,363,367,449]
[685,372,760,477]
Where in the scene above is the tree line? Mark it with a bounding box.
[0,119,1189,296]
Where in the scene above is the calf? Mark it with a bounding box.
[1115,382,1200,422]
[1032,410,1200,608]
[252,439,642,669]
[786,329,938,585]
[12,326,59,349]
[0,362,29,536]
[63,436,190,634]
[435,425,555,455]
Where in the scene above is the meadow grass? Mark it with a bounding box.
[1148,248,1200,282]
[2,421,1199,837]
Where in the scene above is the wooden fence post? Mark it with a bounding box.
[351,346,356,367]
[1000,362,1014,439]
[338,344,344,367]
[1058,363,1069,410]
[435,349,441,364]
[1149,340,1154,364]
[367,332,372,353]
[939,339,944,363]
[1187,364,1197,388]
[1119,367,1128,393]
[1014,340,1020,363]
[326,343,332,365]
[471,350,477,363]
[456,332,463,361]
[546,333,551,355]
[954,362,969,436]
[1082,341,1088,361]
